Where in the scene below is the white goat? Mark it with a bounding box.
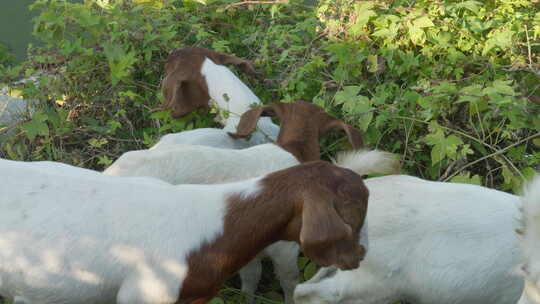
[105,100,400,303]
[518,175,540,304]
[0,158,369,304]
[294,175,524,304]
[154,46,279,150]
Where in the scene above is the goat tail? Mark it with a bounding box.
[334,149,401,177]
[522,175,540,244]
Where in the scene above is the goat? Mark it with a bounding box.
[0,158,368,304]
[104,100,375,180]
[104,100,400,303]
[518,175,540,304]
[294,175,524,304]
[155,46,279,150]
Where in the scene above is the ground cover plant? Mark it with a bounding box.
[0,0,539,302]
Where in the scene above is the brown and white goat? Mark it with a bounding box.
[0,158,368,304]
[155,46,278,150]
[161,46,258,120]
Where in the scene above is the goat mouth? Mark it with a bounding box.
[336,257,361,271]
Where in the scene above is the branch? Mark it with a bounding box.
[225,0,288,9]
[524,25,533,71]
[443,131,540,182]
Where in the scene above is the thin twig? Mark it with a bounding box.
[439,159,458,181]
[443,131,540,182]
[225,0,288,9]
[105,135,142,143]
[524,25,533,70]
[396,115,526,178]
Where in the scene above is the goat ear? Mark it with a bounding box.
[323,119,364,150]
[300,190,353,267]
[161,72,176,110]
[161,71,210,119]
[228,103,281,138]
[217,53,258,76]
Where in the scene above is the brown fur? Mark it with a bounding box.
[178,161,369,303]
[228,100,364,162]
[161,47,257,118]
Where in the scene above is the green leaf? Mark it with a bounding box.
[303,261,318,281]
[425,122,463,165]
[501,165,522,192]
[450,173,482,185]
[334,86,373,131]
[97,155,113,166]
[483,80,515,96]
[334,86,362,105]
[211,40,230,53]
[357,112,373,131]
[88,138,108,148]
[349,2,376,37]
[297,256,309,269]
[413,16,434,28]
[3,143,19,160]
[453,1,482,13]
[208,297,225,304]
[408,25,426,45]
[483,30,515,55]
[20,112,49,141]
[103,42,138,86]
[72,5,101,27]
[270,4,279,18]
[367,55,378,73]
[522,167,537,181]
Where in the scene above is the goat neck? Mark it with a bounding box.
[180,161,368,303]
[229,100,364,163]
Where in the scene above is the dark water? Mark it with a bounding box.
[0,0,38,63]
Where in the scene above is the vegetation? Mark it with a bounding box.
[0,0,539,302]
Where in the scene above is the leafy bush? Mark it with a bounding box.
[0,43,15,69]
[309,0,540,191]
[1,0,539,302]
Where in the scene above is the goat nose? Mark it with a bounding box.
[339,259,360,270]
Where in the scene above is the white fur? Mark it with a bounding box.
[518,175,540,304]
[151,117,279,151]
[105,144,298,184]
[104,144,396,303]
[201,58,260,125]
[0,158,262,304]
[152,58,279,151]
[105,145,398,186]
[27,160,170,186]
[294,175,524,304]
[335,150,400,176]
